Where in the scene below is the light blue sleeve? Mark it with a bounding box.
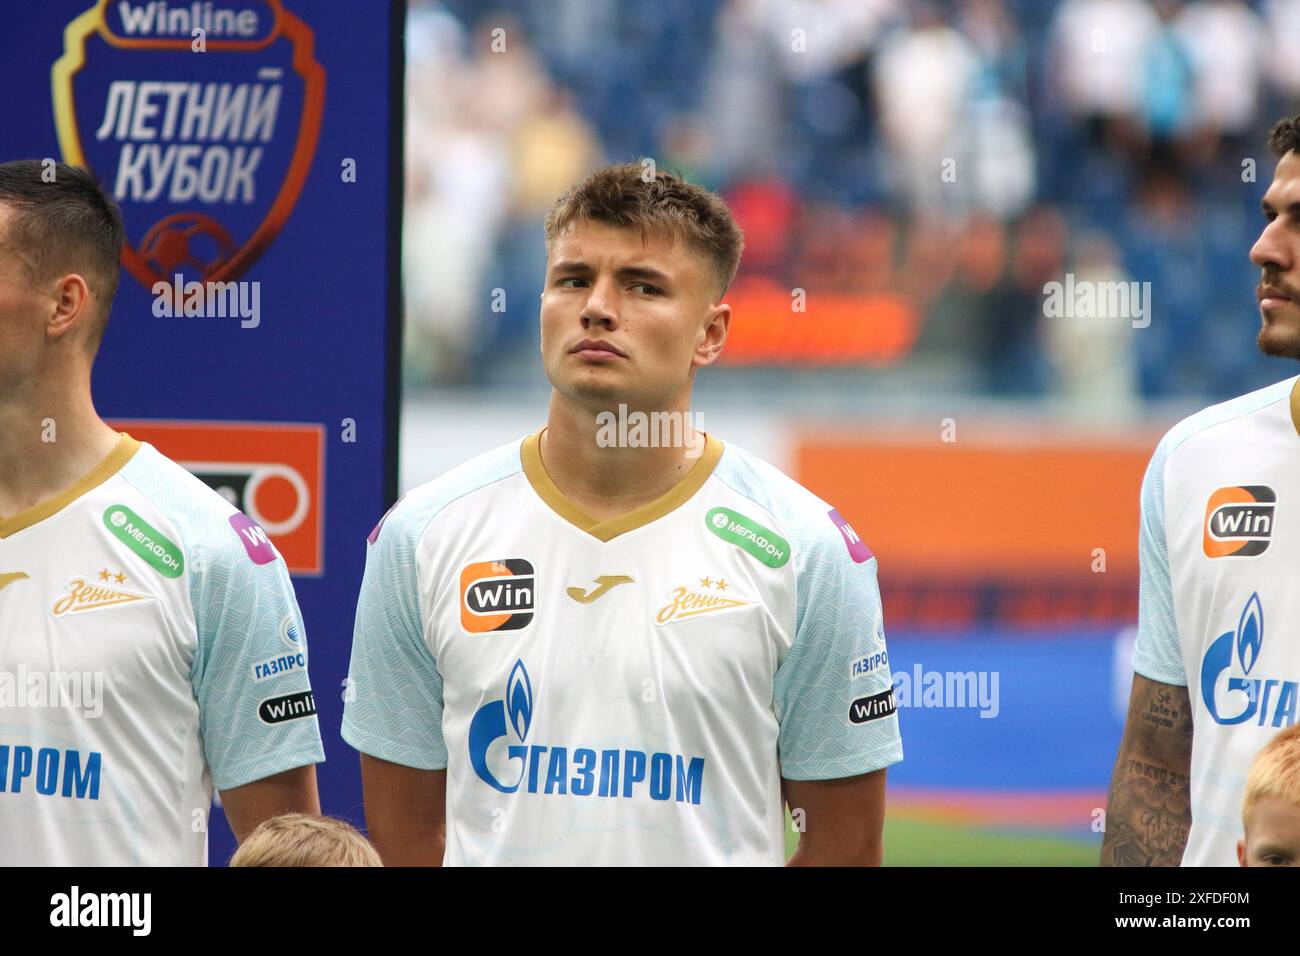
[774,520,903,781]
[190,516,326,791]
[340,503,447,770]
[1131,436,1187,685]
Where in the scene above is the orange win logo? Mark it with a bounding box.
[460,559,535,633]
[1203,485,1276,558]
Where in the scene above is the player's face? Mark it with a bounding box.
[1238,796,1300,866]
[539,220,727,412]
[0,202,47,394]
[1250,152,1300,359]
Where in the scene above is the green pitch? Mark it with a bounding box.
[784,814,1099,866]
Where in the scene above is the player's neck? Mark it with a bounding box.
[541,394,703,521]
[0,378,121,518]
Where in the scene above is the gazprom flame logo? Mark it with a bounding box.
[468,659,534,793]
[465,658,709,805]
[1200,592,1298,727]
[1237,593,1262,676]
[506,659,533,742]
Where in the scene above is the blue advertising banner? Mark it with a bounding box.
[4,0,403,863]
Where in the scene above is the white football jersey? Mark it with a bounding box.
[1134,376,1300,866]
[343,430,903,866]
[0,434,325,866]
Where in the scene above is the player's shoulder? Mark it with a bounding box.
[713,438,828,518]
[116,439,249,555]
[368,433,526,551]
[1158,376,1296,465]
[712,437,872,567]
[115,438,293,581]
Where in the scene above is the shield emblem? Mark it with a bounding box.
[51,0,325,288]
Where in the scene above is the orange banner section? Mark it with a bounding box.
[112,419,325,575]
[795,431,1158,579]
[720,277,918,364]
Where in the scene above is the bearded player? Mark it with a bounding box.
[0,159,324,865]
[343,163,903,866]
[1103,117,1300,866]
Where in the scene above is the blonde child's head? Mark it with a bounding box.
[229,813,383,867]
[1238,723,1300,867]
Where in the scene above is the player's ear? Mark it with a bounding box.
[1237,837,1248,867]
[692,303,729,369]
[47,272,92,341]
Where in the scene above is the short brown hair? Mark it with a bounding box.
[228,813,384,867]
[1242,723,1300,833]
[544,161,745,298]
[0,159,124,355]
[1267,115,1300,157]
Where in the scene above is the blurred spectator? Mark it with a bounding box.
[726,176,800,279]
[1048,0,1159,151]
[1140,0,1194,155]
[1175,0,1267,158]
[1043,232,1142,420]
[873,2,978,214]
[762,0,898,83]
[959,0,1036,218]
[700,0,787,183]
[404,3,507,383]
[1263,0,1300,109]
[507,89,601,219]
[790,203,894,296]
[913,215,1007,389]
[1119,167,1206,395]
[658,114,717,189]
[982,205,1069,396]
[404,109,510,384]
[758,0,899,203]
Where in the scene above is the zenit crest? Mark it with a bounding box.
[52,0,325,288]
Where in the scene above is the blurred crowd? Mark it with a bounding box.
[403,0,1300,408]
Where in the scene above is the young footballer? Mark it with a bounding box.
[0,160,324,865]
[1104,117,1300,866]
[344,163,902,866]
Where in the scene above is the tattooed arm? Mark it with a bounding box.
[1100,674,1193,866]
